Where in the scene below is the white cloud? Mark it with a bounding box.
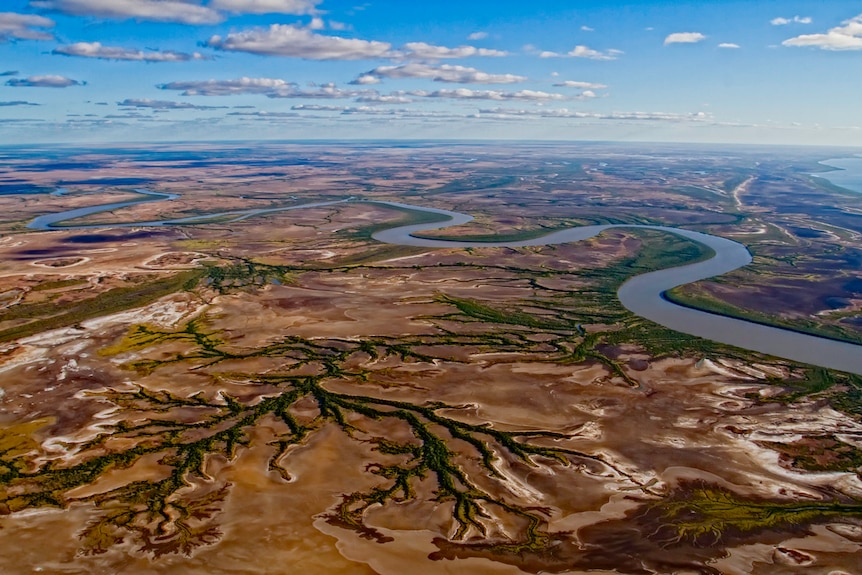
[468,31,488,40]
[158,77,361,99]
[581,25,594,32]
[569,45,620,59]
[553,80,608,89]
[358,63,525,84]
[664,32,707,45]
[159,77,299,96]
[349,74,381,85]
[118,98,227,110]
[227,110,299,117]
[771,16,812,26]
[291,104,346,111]
[718,43,740,49]
[354,93,414,104]
[209,0,321,15]
[783,14,862,50]
[30,0,223,24]
[206,24,392,59]
[408,88,568,101]
[478,107,711,122]
[400,42,508,58]
[0,12,55,41]
[54,42,208,61]
[6,75,83,87]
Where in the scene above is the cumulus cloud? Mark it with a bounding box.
[6,75,83,87]
[771,16,812,26]
[539,45,621,60]
[206,24,391,59]
[291,104,346,111]
[408,88,568,101]
[30,0,223,25]
[158,77,360,99]
[0,100,40,106]
[783,14,862,50]
[357,63,525,84]
[718,42,740,49]
[209,0,321,14]
[468,31,488,40]
[0,12,55,41]
[664,32,707,45]
[354,93,414,104]
[400,41,507,58]
[553,80,608,89]
[349,74,380,85]
[54,42,208,62]
[159,77,296,96]
[118,98,227,110]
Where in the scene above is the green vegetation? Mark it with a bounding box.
[648,482,862,546]
[760,435,862,476]
[0,269,206,344]
[30,278,89,292]
[666,284,862,345]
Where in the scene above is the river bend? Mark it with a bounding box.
[27,194,862,375]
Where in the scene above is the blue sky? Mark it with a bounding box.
[1,0,861,145]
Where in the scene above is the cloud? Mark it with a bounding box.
[357,63,525,84]
[349,74,380,85]
[209,0,321,14]
[468,31,488,40]
[718,42,740,49]
[118,98,228,110]
[400,42,507,58]
[771,16,812,26]
[553,80,608,89]
[30,0,223,24]
[291,104,346,111]
[6,75,83,87]
[539,45,621,60]
[0,12,55,41]
[782,14,862,50]
[0,70,19,76]
[339,107,461,119]
[408,88,568,101]
[478,107,711,122]
[159,77,297,96]
[226,110,299,117]
[0,100,40,106]
[354,93,414,104]
[53,42,208,62]
[581,25,594,32]
[664,32,707,45]
[206,24,391,59]
[158,77,360,99]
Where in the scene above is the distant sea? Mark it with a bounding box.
[816,156,862,194]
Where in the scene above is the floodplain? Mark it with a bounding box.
[0,142,860,574]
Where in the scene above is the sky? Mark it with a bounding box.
[1,0,861,146]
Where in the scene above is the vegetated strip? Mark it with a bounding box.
[0,269,205,344]
[664,286,862,346]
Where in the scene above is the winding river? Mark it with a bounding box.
[26,192,862,375]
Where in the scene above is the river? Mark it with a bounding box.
[25,194,862,375]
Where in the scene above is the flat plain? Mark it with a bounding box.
[0,142,861,574]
